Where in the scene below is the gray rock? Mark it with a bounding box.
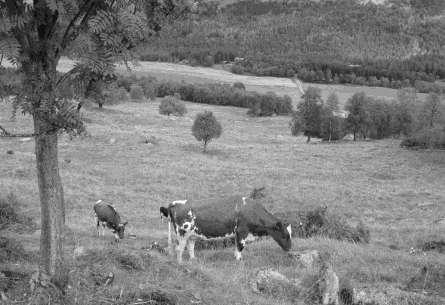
[288,250,320,269]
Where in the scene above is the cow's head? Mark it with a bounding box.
[114,221,128,239]
[268,221,292,251]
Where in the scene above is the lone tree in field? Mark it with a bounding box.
[290,86,324,142]
[0,0,150,292]
[192,110,222,152]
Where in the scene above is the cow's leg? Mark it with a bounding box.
[234,229,248,260]
[176,236,188,264]
[95,217,100,236]
[102,223,107,236]
[188,239,196,260]
[167,221,175,256]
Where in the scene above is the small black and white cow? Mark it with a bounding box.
[93,200,128,241]
[160,196,292,263]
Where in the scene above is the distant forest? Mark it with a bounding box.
[136,0,445,92]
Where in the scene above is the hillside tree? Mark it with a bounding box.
[291,86,324,142]
[192,110,222,152]
[420,92,442,128]
[325,92,339,141]
[0,0,151,292]
[345,92,371,140]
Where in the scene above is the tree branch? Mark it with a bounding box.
[60,0,95,50]
[0,124,36,137]
[0,124,58,138]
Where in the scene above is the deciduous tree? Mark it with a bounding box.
[0,0,147,291]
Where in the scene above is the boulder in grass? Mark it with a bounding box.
[288,249,320,269]
[250,268,301,297]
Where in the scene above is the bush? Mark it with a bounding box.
[401,126,445,149]
[129,84,144,100]
[247,92,293,116]
[116,76,134,92]
[140,81,157,101]
[0,193,20,228]
[156,81,179,97]
[0,237,30,263]
[275,206,371,243]
[104,87,129,105]
[158,96,187,116]
[0,193,35,233]
[233,82,246,90]
[192,111,222,152]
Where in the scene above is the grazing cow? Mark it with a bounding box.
[93,200,128,241]
[160,196,292,263]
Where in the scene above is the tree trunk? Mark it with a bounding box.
[203,140,208,153]
[329,119,332,142]
[353,131,356,141]
[306,135,311,143]
[34,114,67,290]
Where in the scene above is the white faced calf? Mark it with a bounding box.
[93,200,128,242]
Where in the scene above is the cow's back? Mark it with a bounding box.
[170,196,242,238]
[94,202,120,224]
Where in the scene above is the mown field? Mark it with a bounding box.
[1,92,444,303]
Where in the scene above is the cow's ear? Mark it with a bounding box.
[274,221,283,230]
[160,207,169,218]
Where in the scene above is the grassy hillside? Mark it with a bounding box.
[1,97,444,303]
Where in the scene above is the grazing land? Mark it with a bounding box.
[1,94,444,303]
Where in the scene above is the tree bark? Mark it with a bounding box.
[306,135,311,143]
[34,113,67,290]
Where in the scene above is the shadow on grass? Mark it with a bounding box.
[181,143,231,160]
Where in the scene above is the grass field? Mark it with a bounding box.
[1,93,444,303]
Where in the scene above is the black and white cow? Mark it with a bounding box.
[93,200,128,241]
[160,196,292,263]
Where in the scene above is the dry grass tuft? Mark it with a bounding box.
[276,206,371,243]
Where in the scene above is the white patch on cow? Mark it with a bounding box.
[172,200,187,206]
[287,224,292,238]
[242,197,247,205]
[187,209,193,217]
[234,249,242,260]
[241,233,257,246]
[114,233,119,241]
[96,199,102,204]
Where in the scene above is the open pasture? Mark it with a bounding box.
[1,96,444,303]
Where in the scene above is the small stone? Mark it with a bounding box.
[109,138,116,144]
[6,150,14,155]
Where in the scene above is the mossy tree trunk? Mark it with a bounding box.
[24,53,67,289]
